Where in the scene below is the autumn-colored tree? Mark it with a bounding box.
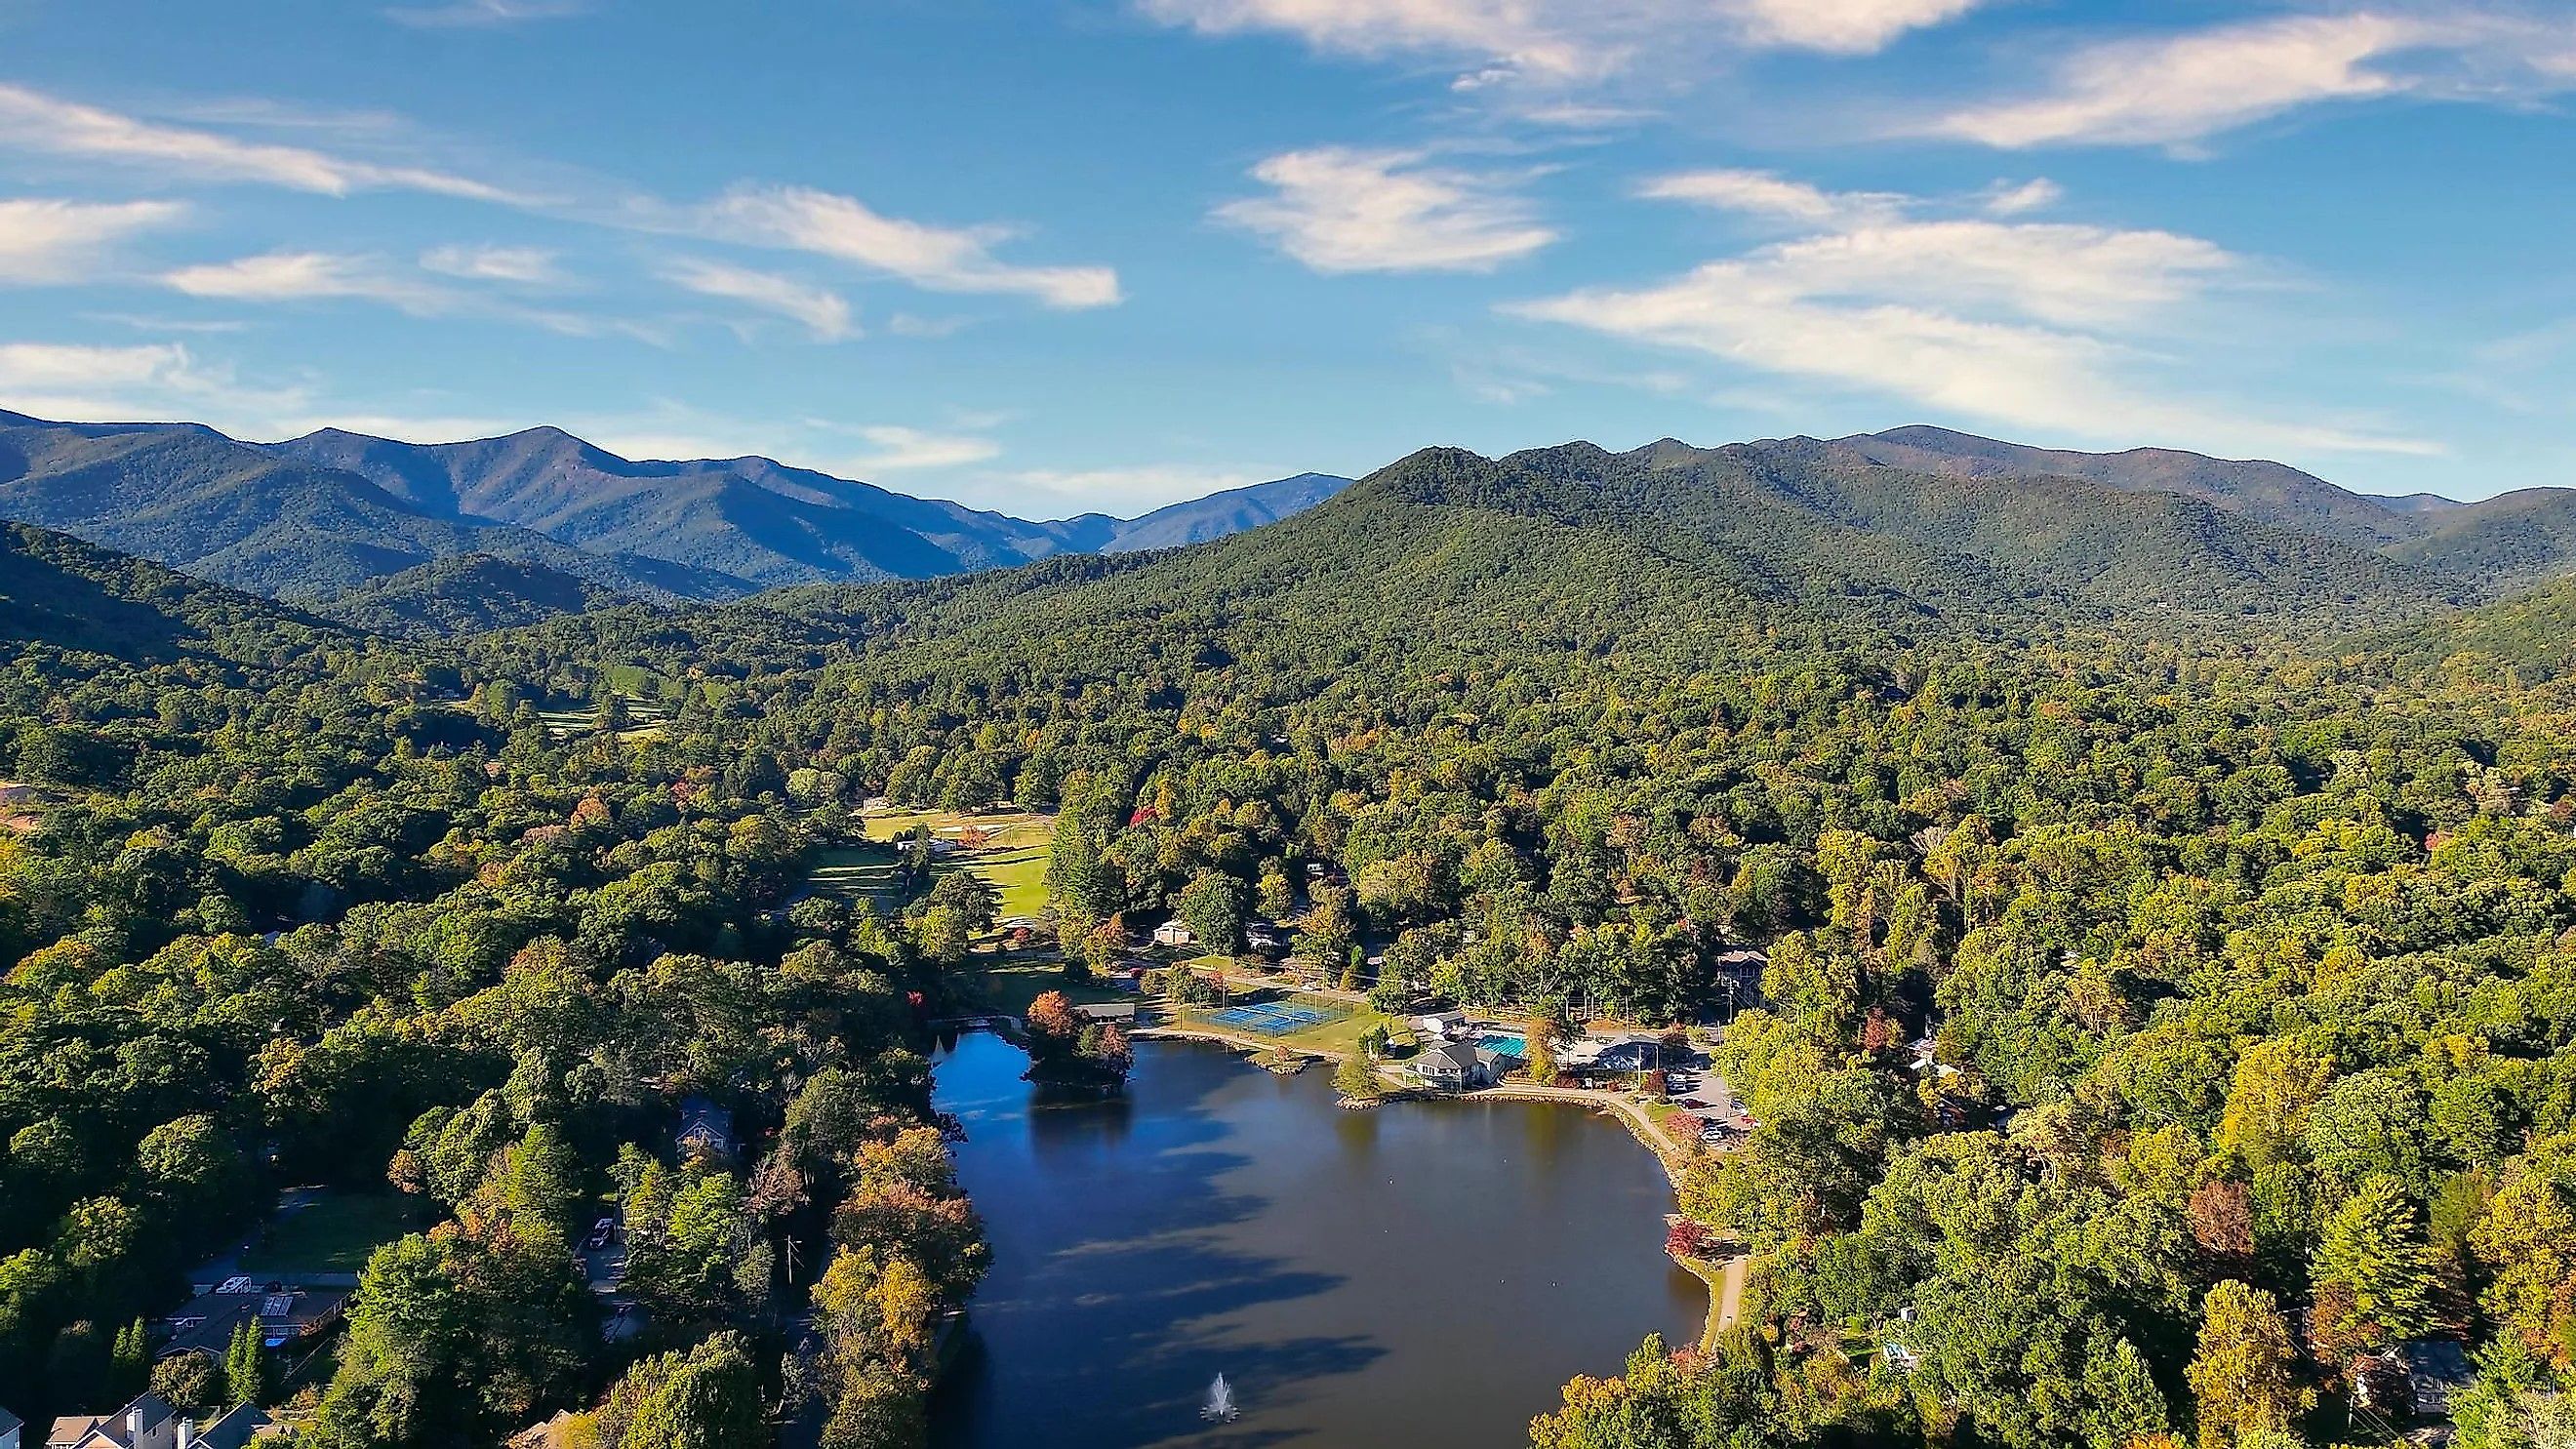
[2189,1178,2257,1269]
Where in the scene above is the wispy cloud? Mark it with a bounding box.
[1933,11,2576,150]
[1001,463,1268,514]
[420,243,564,285]
[1140,0,1985,89]
[1513,174,2435,458]
[163,251,452,314]
[385,0,589,27]
[842,424,1001,472]
[1635,169,1904,227]
[0,198,188,284]
[0,340,308,426]
[1217,147,1555,273]
[0,83,517,200]
[702,184,1120,309]
[661,257,857,342]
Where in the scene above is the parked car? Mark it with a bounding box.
[585,1217,616,1251]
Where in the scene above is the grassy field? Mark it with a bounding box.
[240,1191,426,1274]
[842,808,1055,921]
[805,844,911,907]
[537,699,671,744]
[971,958,1133,1020]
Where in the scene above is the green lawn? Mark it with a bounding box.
[848,809,1056,924]
[240,1191,426,1274]
[971,958,1132,1020]
[806,844,911,907]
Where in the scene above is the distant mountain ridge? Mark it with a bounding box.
[0,407,1351,617]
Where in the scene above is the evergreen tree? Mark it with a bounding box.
[222,1318,271,1407]
[2187,1281,2306,1449]
[2314,1176,2444,1352]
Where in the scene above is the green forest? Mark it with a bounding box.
[5,423,2576,1449]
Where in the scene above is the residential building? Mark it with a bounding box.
[159,1282,351,1359]
[2,1404,21,1449]
[1151,920,1195,948]
[46,1395,178,1449]
[1409,1010,1465,1039]
[1409,1040,1500,1090]
[676,1096,737,1161]
[1072,1001,1138,1025]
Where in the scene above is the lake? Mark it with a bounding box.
[927,1030,1701,1449]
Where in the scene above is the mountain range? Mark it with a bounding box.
[0,408,1352,614]
[7,406,2575,639]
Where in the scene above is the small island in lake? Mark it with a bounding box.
[1021,988,1136,1087]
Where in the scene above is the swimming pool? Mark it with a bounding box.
[1477,1031,1526,1058]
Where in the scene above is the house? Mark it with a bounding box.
[2373,1338,2476,1423]
[2,1404,20,1449]
[1072,1001,1138,1025]
[676,1096,737,1161]
[46,1395,178,1449]
[1243,921,1283,954]
[1151,920,1196,948]
[158,1282,351,1358]
[1410,1010,1465,1039]
[1409,1040,1499,1090]
[187,1408,269,1449]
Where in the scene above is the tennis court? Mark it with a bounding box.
[1201,1000,1335,1036]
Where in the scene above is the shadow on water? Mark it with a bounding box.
[928,1031,1696,1449]
[929,1031,1382,1449]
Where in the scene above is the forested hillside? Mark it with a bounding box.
[6,424,2576,1449]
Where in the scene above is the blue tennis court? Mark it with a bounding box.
[1202,1001,1334,1035]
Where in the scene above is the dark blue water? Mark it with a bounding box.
[927,1031,1699,1449]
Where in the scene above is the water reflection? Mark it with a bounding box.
[928,1032,1696,1449]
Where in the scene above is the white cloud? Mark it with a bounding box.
[1940,14,2421,148]
[0,340,309,426]
[1981,178,2062,216]
[1000,463,1268,514]
[842,424,1002,472]
[1635,169,1903,226]
[1512,178,2435,458]
[1931,12,2576,150]
[1217,147,1555,273]
[0,83,515,201]
[421,243,563,285]
[163,251,452,314]
[386,0,588,26]
[703,184,1119,309]
[1140,0,1983,86]
[662,257,856,342]
[1731,0,1982,53]
[0,198,187,284]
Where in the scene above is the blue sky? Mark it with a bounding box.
[0,0,2570,513]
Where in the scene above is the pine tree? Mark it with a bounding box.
[109,1316,150,1395]
[2314,1175,2443,1350]
[222,1318,271,1407]
[2187,1280,2307,1449]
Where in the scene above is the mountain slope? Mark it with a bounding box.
[267,425,1119,588]
[1820,424,2428,549]
[0,520,348,663]
[1673,437,2456,618]
[311,553,623,637]
[0,411,741,601]
[727,433,2436,688]
[2385,488,2576,593]
[1102,472,1353,552]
